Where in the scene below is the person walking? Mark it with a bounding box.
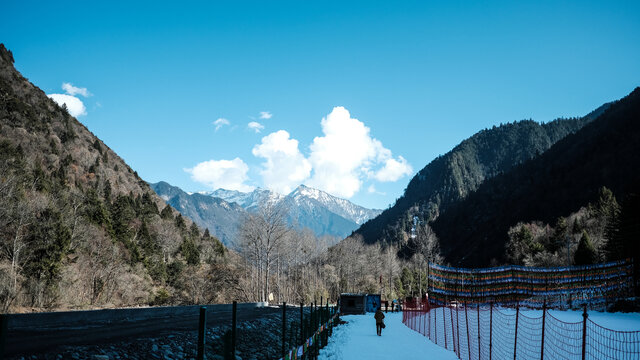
[374,306,385,336]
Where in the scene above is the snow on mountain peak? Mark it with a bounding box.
[288,185,381,225]
[206,184,380,225]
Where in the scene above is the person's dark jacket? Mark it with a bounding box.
[374,309,385,324]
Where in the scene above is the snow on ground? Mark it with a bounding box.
[318,309,640,360]
[318,312,458,360]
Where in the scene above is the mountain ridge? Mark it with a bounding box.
[151,182,382,244]
[0,43,230,311]
[352,105,610,248]
[432,87,640,266]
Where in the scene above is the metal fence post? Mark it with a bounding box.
[582,305,588,360]
[0,313,8,360]
[456,305,460,356]
[450,306,457,355]
[434,305,438,345]
[300,302,304,359]
[197,306,207,360]
[540,302,546,360]
[443,306,448,349]
[305,303,309,360]
[489,303,493,360]
[282,302,287,359]
[315,300,319,359]
[308,303,313,360]
[477,304,481,360]
[514,304,519,360]
[322,300,326,346]
[411,306,413,329]
[325,299,329,346]
[320,299,324,349]
[313,301,317,360]
[231,301,237,360]
[465,303,471,360]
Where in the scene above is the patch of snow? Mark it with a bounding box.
[288,185,382,225]
[319,312,458,360]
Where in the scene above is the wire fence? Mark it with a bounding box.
[0,301,339,360]
[204,301,340,360]
[403,301,640,360]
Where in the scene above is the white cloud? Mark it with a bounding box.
[367,184,387,195]
[248,121,265,133]
[47,94,87,117]
[213,118,230,131]
[306,106,411,198]
[185,158,254,192]
[252,130,311,194]
[374,156,413,182]
[62,82,91,97]
[259,111,272,119]
[217,106,411,200]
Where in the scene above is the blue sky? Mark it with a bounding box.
[3,0,639,209]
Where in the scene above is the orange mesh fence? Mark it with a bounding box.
[403,301,640,360]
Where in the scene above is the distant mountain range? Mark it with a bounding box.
[150,182,382,245]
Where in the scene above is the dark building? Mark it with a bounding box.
[339,293,382,314]
[339,293,366,315]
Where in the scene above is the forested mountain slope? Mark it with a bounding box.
[0,44,229,312]
[150,181,247,245]
[433,87,640,266]
[353,104,608,246]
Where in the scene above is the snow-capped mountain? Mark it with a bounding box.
[211,188,285,211]
[288,185,381,225]
[211,185,381,226]
[151,182,382,243]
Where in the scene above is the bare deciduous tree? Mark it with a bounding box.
[236,202,290,302]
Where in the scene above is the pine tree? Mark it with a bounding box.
[111,195,136,241]
[103,180,112,204]
[606,193,640,262]
[92,139,102,154]
[551,216,568,252]
[23,209,71,285]
[596,187,620,221]
[203,229,226,257]
[160,204,174,220]
[400,267,415,297]
[139,220,157,257]
[138,192,159,217]
[189,222,200,240]
[85,188,112,233]
[181,238,200,265]
[175,214,187,234]
[574,231,597,265]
